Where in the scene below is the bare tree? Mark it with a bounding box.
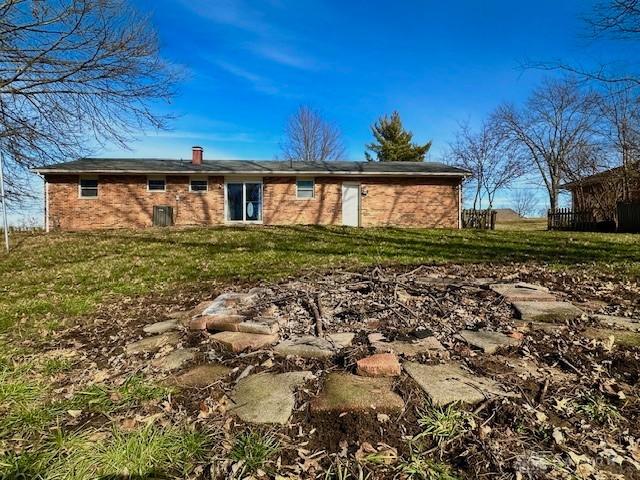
[597,84,640,200]
[510,189,539,217]
[493,78,599,210]
[447,120,525,210]
[0,0,178,201]
[280,105,345,162]
[529,1,640,85]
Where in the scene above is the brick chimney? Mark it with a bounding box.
[192,146,203,165]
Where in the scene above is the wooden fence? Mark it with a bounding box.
[617,202,640,233]
[462,209,497,230]
[547,208,597,231]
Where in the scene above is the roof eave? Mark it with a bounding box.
[32,168,469,177]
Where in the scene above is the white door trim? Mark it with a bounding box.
[223,177,263,224]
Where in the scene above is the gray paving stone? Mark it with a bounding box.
[594,314,640,332]
[403,361,518,406]
[459,330,521,354]
[143,319,180,335]
[274,335,337,359]
[172,363,231,387]
[151,348,197,371]
[490,283,556,302]
[125,332,181,355]
[368,333,446,357]
[326,332,355,348]
[310,373,404,413]
[513,301,583,323]
[230,371,314,424]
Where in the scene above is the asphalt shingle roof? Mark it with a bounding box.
[32,158,469,176]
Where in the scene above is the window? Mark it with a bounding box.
[190,177,208,192]
[79,177,98,198]
[147,176,166,192]
[225,180,263,222]
[296,179,314,199]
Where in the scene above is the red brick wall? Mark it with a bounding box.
[45,174,461,230]
[263,176,460,228]
[46,174,224,230]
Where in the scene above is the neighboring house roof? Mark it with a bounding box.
[562,163,639,189]
[32,158,470,177]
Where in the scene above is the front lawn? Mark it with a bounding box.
[1,225,638,334]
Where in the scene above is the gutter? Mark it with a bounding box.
[31,169,470,177]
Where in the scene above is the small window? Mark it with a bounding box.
[79,178,98,198]
[190,177,208,192]
[147,177,166,192]
[296,179,314,199]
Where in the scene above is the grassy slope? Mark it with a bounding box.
[1,225,638,333]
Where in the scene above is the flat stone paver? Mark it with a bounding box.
[403,361,518,406]
[230,371,313,424]
[368,333,446,357]
[514,320,568,334]
[151,348,197,371]
[584,327,640,348]
[125,332,181,355]
[513,301,583,323]
[326,332,355,348]
[594,314,640,332]
[211,331,279,353]
[490,283,556,302]
[459,330,521,354]
[310,373,404,413]
[172,363,231,387]
[274,335,337,359]
[143,319,180,335]
[356,353,401,377]
[207,318,279,335]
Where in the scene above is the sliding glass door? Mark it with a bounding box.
[226,180,262,222]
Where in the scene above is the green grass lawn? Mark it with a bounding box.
[1,225,638,334]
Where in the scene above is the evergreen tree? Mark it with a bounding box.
[365,111,432,162]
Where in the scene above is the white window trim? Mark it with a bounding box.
[189,175,209,193]
[223,177,263,224]
[295,177,315,200]
[78,175,98,199]
[147,175,166,192]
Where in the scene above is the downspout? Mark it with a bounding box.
[44,177,49,233]
[458,181,462,229]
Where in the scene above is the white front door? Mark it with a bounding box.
[341,182,360,227]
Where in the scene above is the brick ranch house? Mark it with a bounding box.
[32,147,469,231]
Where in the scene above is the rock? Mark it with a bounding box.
[211,331,279,353]
[490,283,555,302]
[514,320,568,334]
[202,292,258,315]
[143,319,180,335]
[459,330,521,354]
[403,362,518,406]
[310,373,404,413]
[151,349,197,371]
[207,317,280,335]
[594,314,640,332]
[356,353,401,377]
[188,315,208,331]
[230,371,313,424]
[326,332,356,348]
[204,313,246,330]
[125,332,181,355]
[368,333,446,358]
[513,301,583,323]
[172,363,231,387]
[584,327,640,348]
[274,335,337,359]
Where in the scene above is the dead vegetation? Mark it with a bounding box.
[2,262,640,479]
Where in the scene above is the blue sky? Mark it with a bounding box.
[17,0,629,223]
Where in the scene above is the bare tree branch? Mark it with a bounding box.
[0,0,179,201]
[280,105,345,162]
